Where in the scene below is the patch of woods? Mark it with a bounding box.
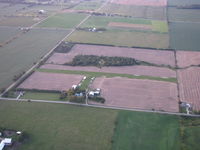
[54,42,75,53]
[66,55,173,69]
[0,128,29,150]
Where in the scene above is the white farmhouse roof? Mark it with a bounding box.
[0,138,12,150]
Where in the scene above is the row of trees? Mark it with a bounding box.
[67,55,138,67]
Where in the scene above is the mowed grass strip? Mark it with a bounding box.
[67,30,169,49]
[112,111,180,150]
[37,13,87,29]
[36,68,177,83]
[0,101,117,150]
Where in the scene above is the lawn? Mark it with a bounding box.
[169,22,200,51]
[21,91,63,101]
[0,101,117,150]
[0,28,70,89]
[112,111,180,150]
[67,30,169,49]
[37,13,87,29]
[36,68,177,83]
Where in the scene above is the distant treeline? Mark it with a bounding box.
[177,4,200,9]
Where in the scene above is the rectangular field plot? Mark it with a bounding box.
[178,67,200,110]
[18,72,83,91]
[168,7,200,22]
[80,15,168,33]
[67,30,169,49]
[0,28,69,89]
[176,51,200,68]
[46,44,175,66]
[41,64,176,78]
[73,1,102,11]
[91,77,179,112]
[37,13,87,29]
[100,4,166,20]
[168,0,200,6]
[111,0,167,7]
[169,22,200,51]
[0,16,39,27]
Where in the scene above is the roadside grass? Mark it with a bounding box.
[0,100,117,150]
[67,30,169,49]
[112,111,180,150]
[21,91,63,101]
[36,68,177,83]
[37,13,87,29]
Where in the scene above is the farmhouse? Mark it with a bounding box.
[0,138,12,150]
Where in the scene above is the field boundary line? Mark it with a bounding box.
[0,97,200,117]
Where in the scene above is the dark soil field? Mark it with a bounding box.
[41,64,176,78]
[91,77,179,112]
[18,72,83,91]
[178,67,200,110]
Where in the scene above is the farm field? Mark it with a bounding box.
[80,15,168,33]
[37,13,87,29]
[67,30,169,49]
[168,0,200,6]
[169,22,200,51]
[100,4,166,20]
[0,16,39,27]
[176,51,200,68]
[178,67,200,111]
[168,7,200,22]
[0,101,117,150]
[0,28,70,89]
[111,0,167,7]
[41,64,176,78]
[0,26,21,44]
[48,44,174,66]
[73,1,102,11]
[91,77,178,112]
[18,72,84,91]
[112,111,180,150]
[0,101,200,150]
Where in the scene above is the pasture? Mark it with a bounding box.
[67,30,169,49]
[0,26,20,44]
[100,4,166,20]
[169,22,200,51]
[91,77,179,112]
[37,13,87,29]
[168,0,200,6]
[0,28,69,89]
[73,1,102,11]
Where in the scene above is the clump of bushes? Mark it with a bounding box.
[88,96,105,103]
[54,42,74,53]
[66,55,138,67]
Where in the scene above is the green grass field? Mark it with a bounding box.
[36,68,177,83]
[73,1,102,11]
[37,13,87,29]
[112,111,180,150]
[0,101,199,150]
[21,91,63,101]
[67,30,169,49]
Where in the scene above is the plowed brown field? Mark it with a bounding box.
[178,67,200,110]
[46,44,175,66]
[18,72,83,91]
[91,77,178,112]
[176,51,200,68]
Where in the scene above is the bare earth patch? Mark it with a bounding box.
[18,72,83,91]
[41,64,176,78]
[46,44,175,66]
[176,51,200,68]
[112,0,167,7]
[91,77,178,112]
[108,22,152,30]
[178,67,200,110]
